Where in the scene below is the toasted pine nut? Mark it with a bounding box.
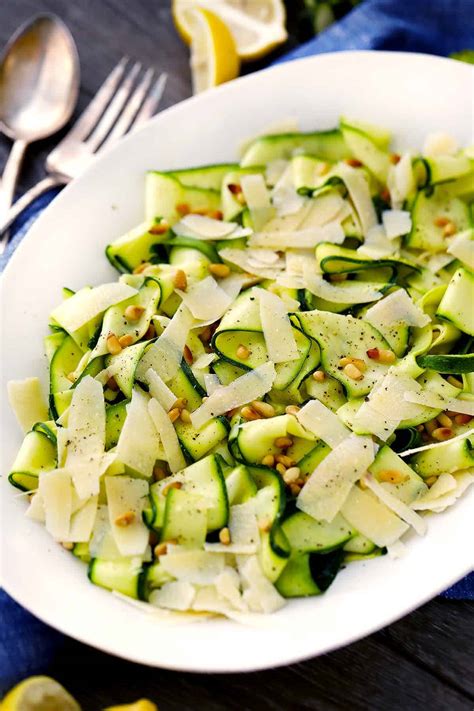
[219,527,231,545]
[118,333,134,348]
[443,222,456,237]
[425,476,437,487]
[454,413,473,425]
[106,333,122,355]
[176,203,190,216]
[316,161,330,176]
[236,344,250,360]
[66,372,77,383]
[276,454,295,468]
[380,188,391,203]
[289,483,301,497]
[416,424,425,432]
[359,477,369,490]
[261,454,275,467]
[183,345,193,365]
[434,216,450,227]
[276,462,287,476]
[367,348,380,360]
[447,375,463,389]
[312,370,326,382]
[153,465,167,481]
[283,466,301,484]
[124,304,145,321]
[241,406,261,421]
[145,323,156,340]
[107,376,119,391]
[171,397,187,410]
[162,481,182,496]
[173,269,187,291]
[437,413,453,428]
[339,357,351,367]
[432,427,454,441]
[329,273,347,283]
[168,407,181,423]
[378,349,396,364]
[154,543,168,557]
[180,408,192,424]
[258,520,272,533]
[346,158,363,167]
[340,357,367,371]
[227,183,242,195]
[285,405,300,416]
[390,153,401,165]
[61,541,74,550]
[344,363,364,380]
[149,222,169,235]
[208,209,224,221]
[115,511,135,527]
[274,436,293,449]
[208,263,231,278]
[251,400,275,418]
[425,419,438,435]
[378,469,409,484]
[133,262,151,274]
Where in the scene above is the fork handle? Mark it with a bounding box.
[0,174,68,246]
[0,139,28,222]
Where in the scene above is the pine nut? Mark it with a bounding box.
[434,216,449,227]
[274,436,293,449]
[425,419,438,435]
[219,527,231,545]
[378,349,396,364]
[378,469,409,484]
[176,203,190,216]
[162,481,182,496]
[437,413,453,428]
[180,408,192,423]
[425,476,437,487]
[124,305,145,321]
[168,407,181,423]
[283,466,301,484]
[154,543,168,557]
[289,483,301,497]
[173,269,187,291]
[115,511,135,527]
[133,262,151,274]
[359,477,369,490]
[344,363,364,380]
[447,376,463,388]
[61,541,74,550]
[183,344,193,365]
[145,323,156,340]
[241,406,261,421]
[276,462,287,476]
[208,263,231,278]
[236,344,250,360]
[106,333,122,355]
[367,348,380,360]
[432,427,454,441]
[329,273,347,283]
[208,209,224,221]
[171,397,187,410]
[346,158,363,167]
[443,222,456,237]
[276,454,295,467]
[227,183,242,194]
[258,520,272,533]
[149,222,169,235]
[380,188,391,203]
[390,153,401,165]
[454,413,473,425]
[312,370,326,382]
[339,357,351,367]
[251,400,275,418]
[285,405,300,416]
[261,454,275,467]
[107,376,119,391]
[416,424,425,432]
[316,161,330,176]
[118,333,134,348]
[66,372,77,383]
[153,465,167,481]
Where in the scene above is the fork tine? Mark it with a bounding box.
[102,68,155,146]
[65,57,129,142]
[130,73,167,130]
[86,62,142,152]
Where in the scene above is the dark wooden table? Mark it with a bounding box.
[1,2,473,709]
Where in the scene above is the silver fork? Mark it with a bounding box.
[0,58,167,250]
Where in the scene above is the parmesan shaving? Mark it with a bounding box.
[366,289,430,329]
[136,304,195,382]
[259,289,299,363]
[105,476,149,556]
[237,555,285,614]
[387,152,415,208]
[400,428,474,457]
[338,164,377,235]
[303,270,383,304]
[219,248,283,279]
[241,174,275,230]
[144,367,176,411]
[172,214,250,240]
[228,500,259,547]
[7,377,49,433]
[148,397,187,473]
[341,486,409,547]
[382,210,412,239]
[362,473,427,535]
[403,391,474,417]
[411,471,474,512]
[150,581,196,611]
[447,229,474,270]
[190,362,276,429]
[39,469,73,540]
[248,221,345,250]
[358,225,398,259]
[177,276,232,322]
[116,387,164,477]
[423,132,458,157]
[50,282,137,333]
[204,373,220,395]
[296,399,351,448]
[160,550,226,584]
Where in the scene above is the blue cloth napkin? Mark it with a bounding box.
[1,0,473,693]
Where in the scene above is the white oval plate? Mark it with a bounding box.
[1,51,473,673]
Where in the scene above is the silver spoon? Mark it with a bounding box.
[0,14,80,251]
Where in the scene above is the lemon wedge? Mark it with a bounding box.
[1,676,80,711]
[104,700,157,711]
[173,0,287,61]
[187,7,240,93]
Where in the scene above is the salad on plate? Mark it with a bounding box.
[7,117,474,619]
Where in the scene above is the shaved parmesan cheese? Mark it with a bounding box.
[172,214,249,240]
[56,426,69,467]
[341,486,409,547]
[266,159,289,186]
[387,152,415,208]
[64,376,109,499]
[25,492,45,522]
[148,397,186,473]
[246,248,282,265]
[204,373,220,395]
[144,368,176,411]
[338,164,377,235]
[411,473,457,508]
[217,272,248,302]
[358,225,398,259]
[362,473,427,535]
[387,540,406,559]
[215,568,247,611]
[136,304,195,382]
[411,470,474,512]
[190,362,276,429]
[302,192,347,228]
[204,543,258,555]
[51,282,137,333]
[241,174,275,230]
[366,289,430,329]
[297,434,376,522]
[177,276,232,322]
[150,581,196,611]
[303,271,383,304]
[382,210,412,239]
[423,131,458,157]
[39,469,72,540]
[426,252,454,273]
[400,428,474,458]
[219,248,283,279]
[272,185,306,217]
[447,229,474,270]
[116,388,164,477]
[105,476,149,556]
[192,352,216,370]
[296,399,350,448]
[7,377,49,433]
[248,221,345,250]
[160,550,226,584]
[67,495,98,542]
[259,289,299,363]
[228,500,259,547]
[404,391,474,417]
[237,555,285,614]
[89,505,122,560]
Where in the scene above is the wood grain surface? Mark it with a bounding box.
[0,2,472,709]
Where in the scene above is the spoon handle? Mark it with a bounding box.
[0,139,28,220]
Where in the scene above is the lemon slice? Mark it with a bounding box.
[173,0,287,61]
[1,676,81,711]
[104,700,157,711]
[188,7,240,94]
